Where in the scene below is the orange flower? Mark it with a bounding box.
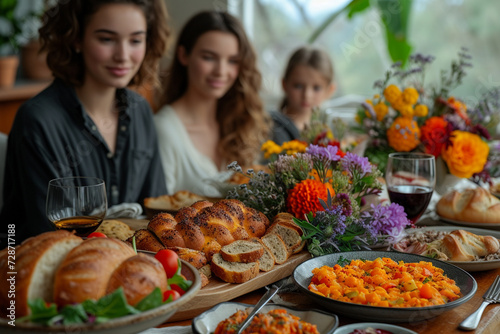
[286,179,332,219]
[386,117,420,152]
[442,130,489,178]
[420,116,449,157]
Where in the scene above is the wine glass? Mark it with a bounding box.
[386,153,436,225]
[46,176,107,237]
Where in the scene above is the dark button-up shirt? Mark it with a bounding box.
[270,111,300,145]
[0,79,167,247]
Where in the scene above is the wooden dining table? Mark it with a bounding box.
[122,216,500,334]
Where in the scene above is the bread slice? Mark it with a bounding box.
[211,253,260,283]
[220,240,264,263]
[267,222,302,254]
[260,233,289,264]
[0,231,82,317]
[250,238,276,272]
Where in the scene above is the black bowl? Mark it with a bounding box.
[293,250,477,323]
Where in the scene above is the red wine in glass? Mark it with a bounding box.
[388,185,433,224]
[385,153,436,225]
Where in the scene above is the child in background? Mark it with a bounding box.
[271,46,336,145]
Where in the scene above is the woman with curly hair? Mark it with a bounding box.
[156,10,270,197]
[0,0,170,247]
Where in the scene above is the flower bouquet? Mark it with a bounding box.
[227,142,411,257]
[353,49,496,184]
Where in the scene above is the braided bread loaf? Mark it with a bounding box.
[142,199,270,259]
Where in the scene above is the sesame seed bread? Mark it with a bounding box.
[210,253,260,283]
[260,233,289,265]
[220,240,264,263]
[0,231,82,317]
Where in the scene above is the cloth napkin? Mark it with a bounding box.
[137,326,192,334]
[105,202,143,219]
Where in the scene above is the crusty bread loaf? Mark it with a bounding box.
[220,240,264,263]
[211,253,260,283]
[106,253,168,306]
[54,237,135,306]
[144,190,206,211]
[267,216,303,253]
[96,219,134,240]
[0,231,82,317]
[436,187,500,224]
[261,233,289,265]
[442,229,500,261]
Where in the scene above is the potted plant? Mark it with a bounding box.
[0,0,46,87]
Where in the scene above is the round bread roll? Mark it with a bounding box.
[106,253,168,306]
[54,237,135,306]
[436,187,500,224]
[0,231,82,317]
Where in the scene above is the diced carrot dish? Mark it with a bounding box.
[214,308,320,334]
[308,257,461,307]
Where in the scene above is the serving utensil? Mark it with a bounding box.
[236,276,294,334]
[459,275,500,330]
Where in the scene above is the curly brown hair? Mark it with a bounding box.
[160,10,270,167]
[39,0,170,88]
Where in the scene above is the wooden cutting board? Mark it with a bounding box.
[168,251,311,322]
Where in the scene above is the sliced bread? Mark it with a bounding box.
[211,253,260,283]
[220,240,264,263]
[249,238,276,272]
[260,233,289,265]
[266,222,302,254]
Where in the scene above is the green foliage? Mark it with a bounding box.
[309,0,413,65]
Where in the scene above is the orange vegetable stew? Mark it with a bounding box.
[214,308,320,334]
[308,257,461,307]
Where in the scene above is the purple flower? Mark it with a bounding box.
[306,145,341,162]
[341,152,372,177]
[335,193,353,216]
[362,203,410,242]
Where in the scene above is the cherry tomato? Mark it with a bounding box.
[154,249,179,278]
[162,289,181,302]
[170,283,186,296]
[87,232,107,238]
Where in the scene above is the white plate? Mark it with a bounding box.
[334,322,418,334]
[394,226,500,272]
[191,302,339,334]
[436,214,500,230]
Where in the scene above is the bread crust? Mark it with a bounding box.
[436,187,500,224]
[0,231,82,317]
[442,229,500,261]
[54,238,135,306]
[106,254,168,306]
[210,253,260,283]
[128,229,165,253]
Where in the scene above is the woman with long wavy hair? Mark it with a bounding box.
[156,10,269,197]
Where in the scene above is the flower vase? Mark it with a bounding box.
[435,157,461,195]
